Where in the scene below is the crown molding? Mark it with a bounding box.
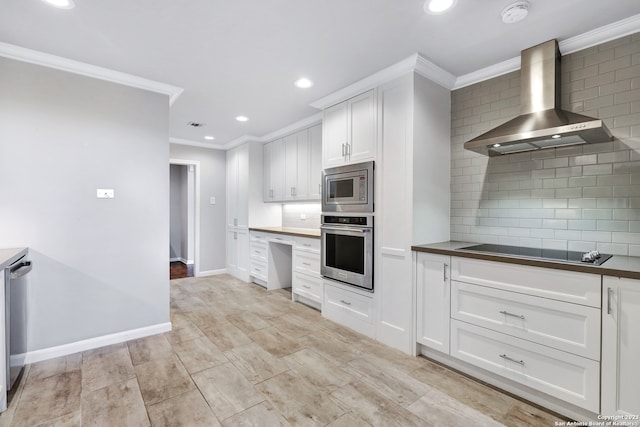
[452,57,520,89]
[310,53,456,110]
[452,13,640,90]
[216,112,324,150]
[169,137,226,150]
[560,12,640,55]
[0,42,184,105]
[258,112,323,143]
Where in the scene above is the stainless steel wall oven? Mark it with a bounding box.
[321,215,373,291]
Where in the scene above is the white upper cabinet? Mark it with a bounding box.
[601,276,640,417]
[322,90,376,168]
[263,139,283,202]
[263,124,321,202]
[308,124,322,200]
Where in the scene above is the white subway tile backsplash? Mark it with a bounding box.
[568,220,597,230]
[582,231,612,242]
[451,36,640,254]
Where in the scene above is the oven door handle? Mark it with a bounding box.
[321,226,371,234]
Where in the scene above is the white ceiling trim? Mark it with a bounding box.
[169,137,226,150]
[453,13,640,90]
[172,112,323,151]
[310,53,456,110]
[0,42,184,105]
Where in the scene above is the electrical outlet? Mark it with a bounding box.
[210,197,216,205]
[97,189,114,199]
[300,213,306,220]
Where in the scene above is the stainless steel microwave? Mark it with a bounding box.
[321,161,374,213]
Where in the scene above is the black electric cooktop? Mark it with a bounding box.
[462,244,612,266]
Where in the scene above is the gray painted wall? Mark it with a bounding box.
[169,144,227,273]
[170,164,186,260]
[0,57,170,351]
[450,33,640,255]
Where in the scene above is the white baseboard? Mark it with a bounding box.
[198,268,227,277]
[23,322,172,365]
[170,257,194,265]
[170,257,180,262]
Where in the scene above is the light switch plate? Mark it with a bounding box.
[97,189,115,199]
[210,197,216,205]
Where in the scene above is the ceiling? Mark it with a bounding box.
[2,0,640,149]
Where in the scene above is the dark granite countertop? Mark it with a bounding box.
[412,241,640,280]
[249,227,320,239]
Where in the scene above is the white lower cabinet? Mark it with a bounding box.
[416,253,604,416]
[601,276,640,417]
[451,320,600,412]
[323,279,374,338]
[292,236,322,308]
[416,252,451,354]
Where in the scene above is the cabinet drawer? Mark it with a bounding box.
[250,259,267,280]
[293,250,320,276]
[250,232,270,243]
[292,272,322,303]
[269,234,294,245]
[451,281,600,360]
[250,242,268,261]
[322,280,374,338]
[452,257,601,307]
[451,320,600,412]
[293,236,320,253]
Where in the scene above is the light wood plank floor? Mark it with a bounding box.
[0,274,568,426]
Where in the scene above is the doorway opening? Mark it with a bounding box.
[169,159,200,280]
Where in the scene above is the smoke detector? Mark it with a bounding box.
[501,1,530,24]
[187,121,206,127]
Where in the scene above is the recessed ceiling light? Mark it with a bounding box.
[294,78,314,89]
[501,1,530,24]
[551,134,561,139]
[204,136,215,141]
[236,116,249,122]
[493,143,502,147]
[40,0,75,9]
[424,0,457,14]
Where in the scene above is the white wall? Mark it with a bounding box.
[169,144,227,274]
[0,57,170,351]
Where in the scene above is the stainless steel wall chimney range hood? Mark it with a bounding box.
[464,40,613,156]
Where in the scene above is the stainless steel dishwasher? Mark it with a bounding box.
[4,255,31,391]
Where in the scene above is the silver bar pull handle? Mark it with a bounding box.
[499,354,524,365]
[303,285,311,289]
[443,263,448,282]
[499,310,525,320]
[607,288,613,315]
[340,299,351,306]
[10,261,32,279]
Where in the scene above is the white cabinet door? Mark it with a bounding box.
[235,145,249,228]
[322,90,376,168]
[602,276,640,417]
[227,230,238,271]
[263,142,273,201]
[322,101,348,168]
[294,129,310,200]
[282,130,309,201]
[348,90,376,164]
[263,139,284,201]
[308,124,322,200]
[416,252,451,354]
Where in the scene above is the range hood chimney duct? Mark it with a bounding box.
[464,40,613,156]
